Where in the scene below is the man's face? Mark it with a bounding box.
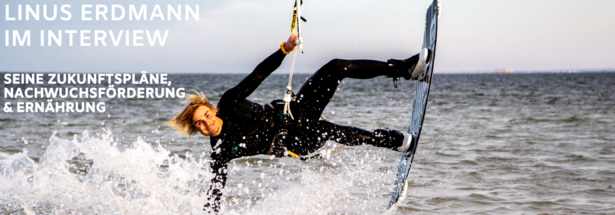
[192,105,223,137]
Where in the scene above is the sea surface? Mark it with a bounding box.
[1,72,614,214]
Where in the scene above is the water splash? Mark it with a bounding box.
[0,130,212,214]
[224,148,396,214]
[1,129,399,214]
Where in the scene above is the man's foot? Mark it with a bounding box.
[410,48,431,80]
[373,129,415,152]
[396,132,414,153]
[386,48,431,81]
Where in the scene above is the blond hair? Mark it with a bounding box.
[168,90,218,136]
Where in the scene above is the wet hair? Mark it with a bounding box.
[168,90,218,136]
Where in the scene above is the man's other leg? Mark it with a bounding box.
[318,120,403,149]
[295,59,389,121]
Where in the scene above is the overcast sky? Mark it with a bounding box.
[1,0,614,73]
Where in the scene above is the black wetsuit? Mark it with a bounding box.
[204,48,405,212]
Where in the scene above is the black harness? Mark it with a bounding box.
[266,99,302,157]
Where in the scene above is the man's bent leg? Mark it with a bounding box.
[295,59,390,121]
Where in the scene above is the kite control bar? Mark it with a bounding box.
[283,0,307,119]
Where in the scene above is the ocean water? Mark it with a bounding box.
[1,72,614,214]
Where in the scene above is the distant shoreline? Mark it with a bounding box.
[436,69,615,74]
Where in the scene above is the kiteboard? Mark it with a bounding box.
[387,0,440,209]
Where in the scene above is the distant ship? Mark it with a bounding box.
[493,68,513,73]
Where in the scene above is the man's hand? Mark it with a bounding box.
[284,35,298,52]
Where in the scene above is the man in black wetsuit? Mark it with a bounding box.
[169,35,428,212]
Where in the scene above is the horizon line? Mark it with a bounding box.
[1,69,614,74]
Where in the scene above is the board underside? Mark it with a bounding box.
[387,0,440,209]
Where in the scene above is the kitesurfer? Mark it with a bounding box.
[169,35,428,213]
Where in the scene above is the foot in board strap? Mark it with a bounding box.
[386,48,432,82]
[374,129,415,153]
[397,132,415,153]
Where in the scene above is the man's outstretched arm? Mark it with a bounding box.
[204,152,229,213]
[220,35,298,103]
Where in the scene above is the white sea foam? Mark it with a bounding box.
[0,130,396,214]
[0,130,213,214]
[223,148,395,214]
